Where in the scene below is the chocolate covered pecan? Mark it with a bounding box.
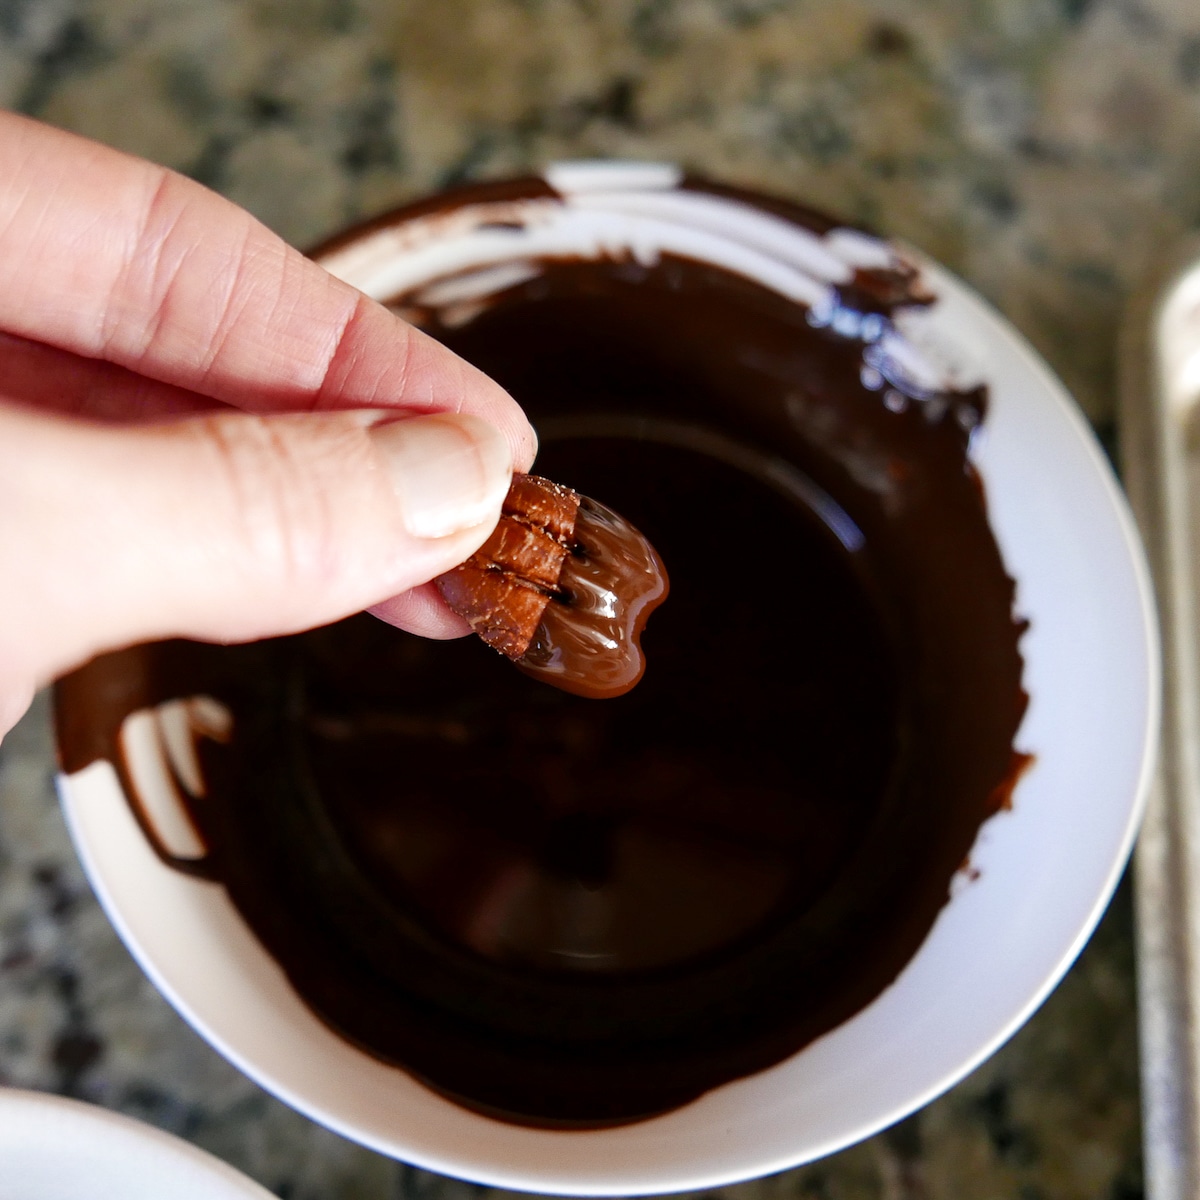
[435,474,668,699]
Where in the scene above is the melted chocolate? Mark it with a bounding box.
[56,181,1027,1126]
[520,496,669,698]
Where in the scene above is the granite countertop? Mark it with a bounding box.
[3,0,1192,1194]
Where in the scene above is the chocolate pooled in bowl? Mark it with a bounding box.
[56,177,1029,1127]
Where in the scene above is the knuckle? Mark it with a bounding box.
[197,412,344,591]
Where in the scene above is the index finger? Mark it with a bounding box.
[0,111,536,469]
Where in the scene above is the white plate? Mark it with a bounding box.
[0,1089,272,1200]
[57,163,1159,1195]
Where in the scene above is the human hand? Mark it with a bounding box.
[0,111,536,737]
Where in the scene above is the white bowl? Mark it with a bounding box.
[56,162,1159,1195]
[0,1088,272,1200]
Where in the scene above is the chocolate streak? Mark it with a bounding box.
[56,179,1028,1127]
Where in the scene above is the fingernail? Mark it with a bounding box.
[372,413,512,539]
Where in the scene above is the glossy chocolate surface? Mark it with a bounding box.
[57,182,1027,1126]
[519,495,670,698]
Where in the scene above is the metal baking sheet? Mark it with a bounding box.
[1120,242,1200,1200]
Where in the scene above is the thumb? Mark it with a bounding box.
[0,401,511,698]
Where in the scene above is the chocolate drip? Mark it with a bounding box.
[520,496,669,698]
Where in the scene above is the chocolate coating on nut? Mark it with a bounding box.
[520,497,669,698]
[436,474,668,697]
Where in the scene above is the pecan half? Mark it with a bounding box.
[436,475,581,660]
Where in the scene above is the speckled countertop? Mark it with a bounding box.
[2,0,1190,1195]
